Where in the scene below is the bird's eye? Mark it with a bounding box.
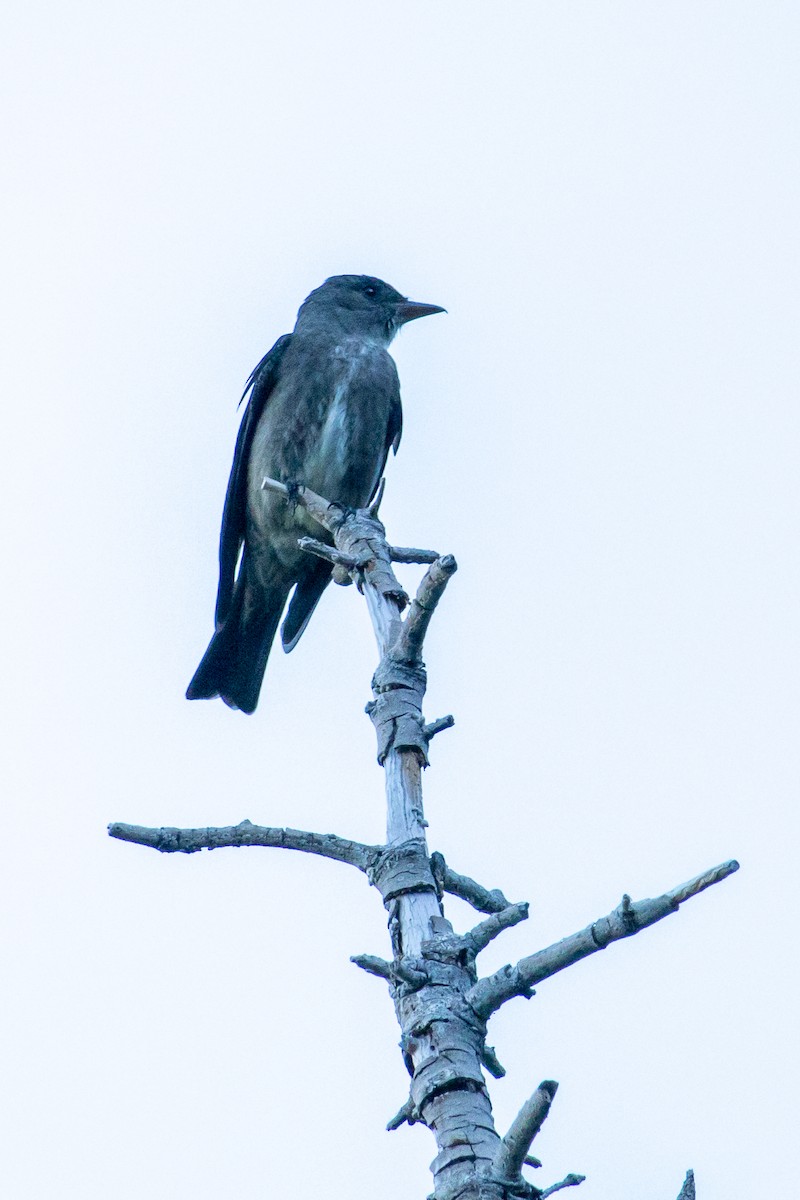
[364,285,377,298]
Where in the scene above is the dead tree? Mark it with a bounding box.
[110,483,737,1200]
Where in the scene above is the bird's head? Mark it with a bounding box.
[296,275,445,344]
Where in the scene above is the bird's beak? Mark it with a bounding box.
[395,300,447,325]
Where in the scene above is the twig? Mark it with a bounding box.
[260,475,291,498]
[540,1174,586,1197]
[394,555,458,662]
[495,1081,558,1182]
[386,1096,418,1131]
[297,536,362,571]
[351,953,427,988]
[261,477,341,536]
[480,1044,506,1079]
[668,862,738,904]
[351,955,394,981]
[465,903,530,956]
[423,715,455,742]
[430,852,512,914]
[389,545,440,564]
[108,820,379,872]
[467,860,740,1019]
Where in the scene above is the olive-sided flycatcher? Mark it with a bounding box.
[186,275,445,713]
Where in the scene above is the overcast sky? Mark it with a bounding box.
[2,3,798,1198]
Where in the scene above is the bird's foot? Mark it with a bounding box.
[284,479,306,512]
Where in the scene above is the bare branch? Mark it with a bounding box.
[351,954,394,981]
[108,820,379,872]
[316,492,408,609]
[260,481,407,612]
[668,861,738,904]
[468,860,740,1019]
[430,851,512,914]
[394,555,458,662]
[297,536,361,571]
[392,960,428,987]
[261,476,342,536]
[676,1169,695,1200]
[260,475,291,498]
[351,954,427,990]
[480,1043,506,1079]
[386,1096,419,1131]
[465,903,530,956]
[389,545,440,564]
[495,1081,558,1182]
[423,715,455,742]
[540,1174,586,1198]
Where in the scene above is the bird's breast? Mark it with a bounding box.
[302,338,393,499]
[247,336,397,538]
[320,340,381,466]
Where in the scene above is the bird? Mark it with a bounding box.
[186,274,445,714]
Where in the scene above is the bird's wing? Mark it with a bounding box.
[367,372,403,503]
[215,333,293,625]
[388,390,403,456]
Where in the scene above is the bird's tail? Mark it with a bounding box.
[186,572,288,715]
[280,559,333,652]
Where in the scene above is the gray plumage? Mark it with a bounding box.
[186,274,444,713]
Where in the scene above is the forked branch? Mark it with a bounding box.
[111,475,737,1200]
[468,860,739,1019]
[262,475,411,608]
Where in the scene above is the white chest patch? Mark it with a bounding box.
[324,339,380,463]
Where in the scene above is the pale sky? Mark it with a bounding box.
[2,3,798,1198]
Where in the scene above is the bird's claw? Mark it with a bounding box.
[284,479,305,511]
